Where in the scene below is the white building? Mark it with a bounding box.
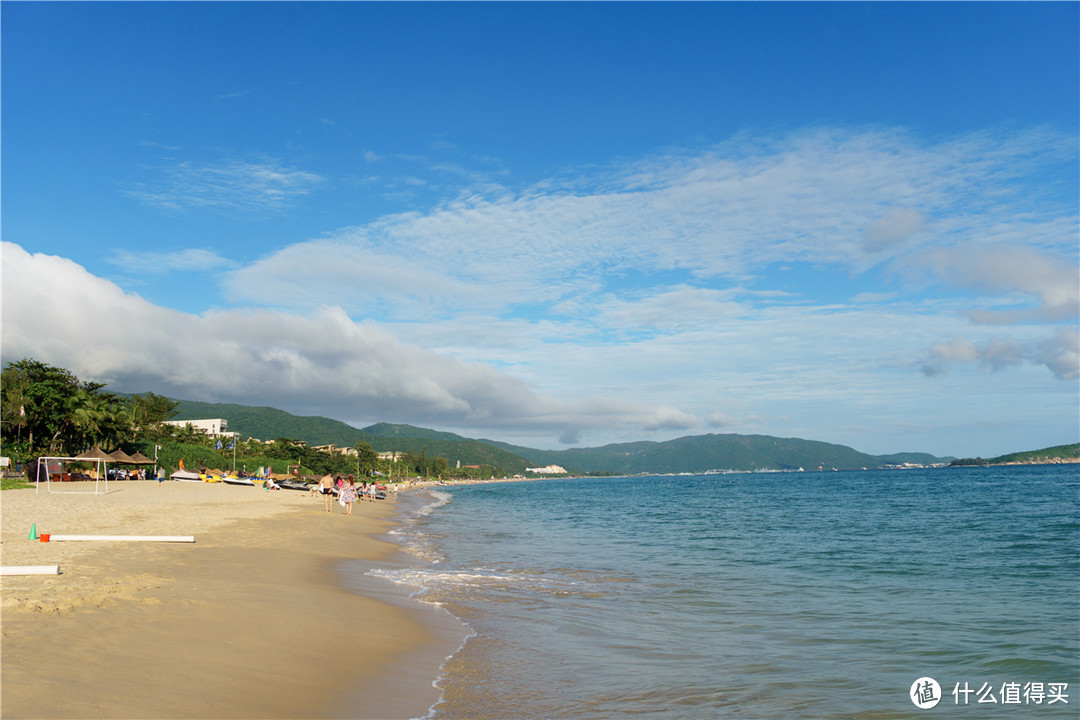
[313,444,359,456]
[162,418,236,438]
[525,464,567,474]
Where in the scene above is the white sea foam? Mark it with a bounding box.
[409,624,478,720]
[386,526,444,562]
[382,489,454,562]
[416,489,452,516]
[367,567,513,591]
[366,564,617,603]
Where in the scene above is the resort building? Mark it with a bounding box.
[525,464,567,475]
[313,444,359,456]
[162,418,236,438]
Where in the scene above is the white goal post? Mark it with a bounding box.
[35,456,109,495]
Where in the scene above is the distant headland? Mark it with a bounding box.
[949,443,1080,467]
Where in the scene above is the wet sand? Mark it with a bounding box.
[1,480,465,719]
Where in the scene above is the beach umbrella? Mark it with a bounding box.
[108,448,139,464]
[128,451,155,465]
[76,446,113,461]
[72,446,111,481]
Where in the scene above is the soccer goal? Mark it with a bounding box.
[35,456,109,495]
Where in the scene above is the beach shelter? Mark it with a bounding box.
[129,451,156,479]
[108,448,138,464]
[76,446,113,461]
[76,446,113,484]
[128,451,155,465]
[108,448,145,480]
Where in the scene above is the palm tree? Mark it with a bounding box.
[66,389,112,454]
[172,422,200,444]
[126,393,179,441]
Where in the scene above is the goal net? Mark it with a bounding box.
[36,456,109,495]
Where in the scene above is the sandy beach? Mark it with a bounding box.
[1,480,465,719]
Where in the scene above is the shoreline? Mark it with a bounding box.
[0,481,466,719]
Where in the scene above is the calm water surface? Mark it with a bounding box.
[366,466,1078,719]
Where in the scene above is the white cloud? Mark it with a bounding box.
[1036,328,1080,381]
[596,286,745,333]
[920,328,1079,380]
[125,157,324,213]
[861,208,926,253]
[222,126,1076,326]
[108,248,236,274]
[851,291,899,304]
[707,412,740,428]
[903,242,1079,324]
[223,237,498,319]
[0,242,701,445]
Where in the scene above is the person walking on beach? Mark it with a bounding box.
[317,473,335,512]
[340,478,358,516]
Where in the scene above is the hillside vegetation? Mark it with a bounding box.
[356,423,535,475]
[169,407,536,474]
[497,433,888,473]
[991,443,1080,464]
[173,400,365,446]
[170,401,958,474]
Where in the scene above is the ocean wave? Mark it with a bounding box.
[416,490,453,516]
[367,565,623,602]
[385,526,445,563]
[367,567,513,591]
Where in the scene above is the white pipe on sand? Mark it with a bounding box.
[1,565,61,575]
[46,535,195,543]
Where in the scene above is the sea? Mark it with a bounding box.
[357,466,1078,719]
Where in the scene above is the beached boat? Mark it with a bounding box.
[170,470,201,482]
[278,479,309,491]
[221,475,255,486]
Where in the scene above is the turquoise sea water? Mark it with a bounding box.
[368,466,1078,719]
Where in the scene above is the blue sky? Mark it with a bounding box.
[3,2,1077,458]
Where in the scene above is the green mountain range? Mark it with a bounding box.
[170,399,958,474]
[357,423,536,473]
[488,434,912,473]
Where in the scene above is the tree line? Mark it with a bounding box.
[1,358,479,481]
